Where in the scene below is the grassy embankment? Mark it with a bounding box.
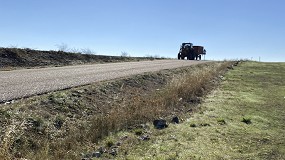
[0,61,235,159]
[0,47,161,70]
[113,62,285,159]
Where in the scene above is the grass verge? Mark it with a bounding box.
[114,62,285,160]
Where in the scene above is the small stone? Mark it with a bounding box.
[153,119,168,129]
[171,116,179,124]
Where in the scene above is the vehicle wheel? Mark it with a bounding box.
[178,53,181,60]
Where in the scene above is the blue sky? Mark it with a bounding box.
[0,0,284,62]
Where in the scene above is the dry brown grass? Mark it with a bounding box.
[85,62,233,143]
[0,61,236,159]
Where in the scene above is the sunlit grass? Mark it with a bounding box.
[117,62,285,160]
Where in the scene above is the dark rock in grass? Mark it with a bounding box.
[171,116,179,124]
[153,119,168,129]
[92,151,101,158]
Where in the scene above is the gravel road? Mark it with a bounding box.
[0,60,209,102]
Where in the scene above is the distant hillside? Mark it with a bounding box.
[0,48,157,69]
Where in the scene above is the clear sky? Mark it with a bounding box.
[0,0,284,62]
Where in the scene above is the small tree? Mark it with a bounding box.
[56,43,68,52]
[81,48,95,55]
[69,48,81,53]
[121,51,129,57]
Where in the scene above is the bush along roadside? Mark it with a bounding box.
[0,61,238,160]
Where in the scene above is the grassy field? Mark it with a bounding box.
[112,62,285,159]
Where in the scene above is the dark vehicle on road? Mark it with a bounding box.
[178,43,206,60]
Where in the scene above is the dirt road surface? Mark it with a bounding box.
[0,60,209,102]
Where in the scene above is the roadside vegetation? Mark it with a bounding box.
[0,61,235,159]
[113,62,285,159]
[0,47,163,70]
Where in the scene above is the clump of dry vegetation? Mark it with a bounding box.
[0,61,236,159]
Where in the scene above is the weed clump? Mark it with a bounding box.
[242,117,252,124]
